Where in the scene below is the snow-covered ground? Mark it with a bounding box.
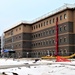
[0,58,75,75]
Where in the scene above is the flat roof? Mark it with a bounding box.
[4,4,75,33]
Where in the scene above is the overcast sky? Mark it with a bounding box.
[0,0,75,35]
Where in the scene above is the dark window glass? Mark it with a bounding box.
[41,23,43,27]
[44,22,45,26]
[38,33,40,37]
[64,14,67,19]
[19,36,21,38]
[39,24,40,28]
[32,27,33,30]
[60,38,62,42]
[53,18,54,23]
[34,26,35,29]
[64,37,67,42]
[60,27,62,31]
[53,39,54,43]
[64,26,66,30]
[19,27,21,30]
[46,21,48,25]
[49,30,51,34]
[36,34,37,37]
[60,15,62,20]
[36,25,37,28]
[50,20,51,24]
[49,40,51,44]
[52,29,54,33]
[46,31,48,35]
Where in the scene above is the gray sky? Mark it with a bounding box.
[0,0,75,35]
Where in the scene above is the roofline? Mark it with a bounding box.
[4,4,75,33]
[4,22,31,33]
[32,4,75,24]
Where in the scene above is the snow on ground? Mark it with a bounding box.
[0,58,75,75]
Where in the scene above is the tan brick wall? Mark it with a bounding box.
[4,9,74,38]
[13,25,23,36]
[4,25,24,38]
[73,10,75,33]
[32,10,73,33]
[23,25,32,33]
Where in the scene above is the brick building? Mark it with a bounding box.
[4,4,75,57]
[0,37,1,50]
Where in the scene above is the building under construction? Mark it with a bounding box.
[4,4,75,58]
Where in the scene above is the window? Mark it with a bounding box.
[19,43,21,46]
[19,36,21,38]
[46,31,48,35]
[32,35,33,38]
[34,35,35,38]
[41,32,42,36]
[34,26,35,29]
[46,40,48,45]
[64,49,67,54]
[36,25,38,29]
[39,24,40,28]
[64,37,67,42]
[64,14,67,19]
[41,23,43,27]
[36,43,38,46]
[32,43,33,46]
[44,22,45,26]
[32,44,34,47]
[43,41,45,45]
[38,33,40,37]
[16,37,17,39]
[52,29,54,33]
[60,15,62,20]
[16,45,17,47]
[64,25,67,30]
[19,27,21,30]
[53,18,55,23]
[16,29,18,31]
[43,31,45,36]
[52,39,54,43]
[11,30,13,35]
[36,34,37,37]
[49,40,51,44]
[60,38,62,43]
[60,49,63,54]
[50,20,52,24]
[46,21,48,25]
[34,43,35,46]
[32,27,33,30]
[38,42,40,46]
[60,27,62,31]
[49,30,51,34]
[41,41,42,45]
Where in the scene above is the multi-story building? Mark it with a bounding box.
[0,37,1,51]
[4,4,75,58]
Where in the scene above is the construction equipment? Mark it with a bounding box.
[41,53,75,59]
